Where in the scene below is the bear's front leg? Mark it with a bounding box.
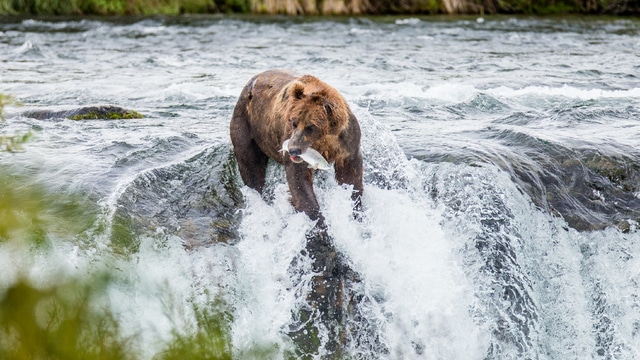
[230,97,269,194]
[335,153,364,214]
[285,162,323,223]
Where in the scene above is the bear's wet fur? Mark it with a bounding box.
[230,70,363,224]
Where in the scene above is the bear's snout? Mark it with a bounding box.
[288,147,305,163]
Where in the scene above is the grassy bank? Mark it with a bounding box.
[0,0,638,15]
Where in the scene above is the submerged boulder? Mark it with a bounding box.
[504,143,640,232]
[417,131,639,232]
[22,105,142,120]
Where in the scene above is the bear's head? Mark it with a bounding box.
[280,75,350,164]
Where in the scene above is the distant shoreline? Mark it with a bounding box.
[1,0,638,17]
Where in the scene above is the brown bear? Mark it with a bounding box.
[230,70,363,224]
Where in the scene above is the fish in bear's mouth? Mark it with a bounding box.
[280,139,331,170]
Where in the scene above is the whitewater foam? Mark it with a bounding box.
[349,81,640,105]
[488,84,640,100]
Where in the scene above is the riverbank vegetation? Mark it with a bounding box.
[0,0,638,15]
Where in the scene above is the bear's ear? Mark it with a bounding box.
[323,97,349,131]
[291,82,305,100]
[324,99,344,130]
[324,100,333,117]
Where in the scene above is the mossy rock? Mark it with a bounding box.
[584,153,639,192]
[22,105,143,120]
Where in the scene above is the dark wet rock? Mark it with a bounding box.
[617,220,631,234]
[508,146,640,232]
[111,144,243,253]
[289,227,385,358]
[22,105,143,120]
[416,130,640,232]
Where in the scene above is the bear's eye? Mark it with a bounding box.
[291,120,298,128]
[303,125,316,135]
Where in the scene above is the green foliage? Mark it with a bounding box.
[168,0,221,14]
[0,93,16,121]
[5,0,76,15]
[0,168,98,244]
[76,0,127,15]
[1,94,31,153]
[0,167,240,359]
[493,0,586,14]
[156,304,233,360]
[0,277,135,360]
[0,132,32,152]
[370,0,444,14]
[0,167,133,360]
[0,0,226,14]
[0,0,14,13]
[214,0,250,12]
[108,210,141,255]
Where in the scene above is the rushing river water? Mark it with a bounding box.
[1,15,640,359]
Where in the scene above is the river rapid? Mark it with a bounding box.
[1,15,640,359]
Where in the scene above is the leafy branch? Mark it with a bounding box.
[0,93,31,152]
[0,93,16,120]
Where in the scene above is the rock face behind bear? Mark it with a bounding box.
[22,105,143,120]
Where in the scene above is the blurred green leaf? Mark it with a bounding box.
[0,169,99,245]
[0,166,244,359]
[1,93,31,153]
[0,276,135,360]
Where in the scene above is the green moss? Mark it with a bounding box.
[594,166,627,183]
[586,155,630,185]
[288,309,321,358]
[69,110,143,121]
